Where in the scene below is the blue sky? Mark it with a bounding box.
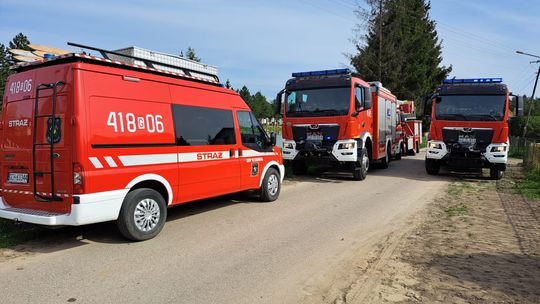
[1,0,539,99]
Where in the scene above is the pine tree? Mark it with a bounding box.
[8,33,31,51]
[351,0,451,104]
[225,79,232,89]
[0,44,11,105]
[238,85,251,104]
[185,47,201,62]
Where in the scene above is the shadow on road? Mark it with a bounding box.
[429,253,540,301]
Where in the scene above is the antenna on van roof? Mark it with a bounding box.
[67,42,219,83]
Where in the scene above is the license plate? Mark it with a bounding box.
[7,173,28,184]
[307,132,323,141]
[458,135,476,145]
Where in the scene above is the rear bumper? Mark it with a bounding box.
[0,189,128,226]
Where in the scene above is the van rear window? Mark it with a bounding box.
[172,105,236,146]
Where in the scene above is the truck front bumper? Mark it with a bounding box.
[426,140,508,168]
[282,139,358,163]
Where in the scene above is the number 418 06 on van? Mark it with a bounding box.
[0,43,284,241]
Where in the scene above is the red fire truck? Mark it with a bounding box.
[0,43,284,240]
[397,100,422,156]
[276,69,398,180]
[424,78,523,179]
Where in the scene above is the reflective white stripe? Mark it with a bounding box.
[119,153,177,167]
[89,157,104,169]
[242,150,276,158]
[178,151,230,163]
[104,156,118,168]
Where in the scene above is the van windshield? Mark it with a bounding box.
[435,95,506,121]
[286,87,350,117]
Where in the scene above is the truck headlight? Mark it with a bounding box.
[491,146,506,153]
[283,142,294,149]
[338,142,355,150]
[428,142,442,149]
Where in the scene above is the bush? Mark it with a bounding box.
[509,116,540,139]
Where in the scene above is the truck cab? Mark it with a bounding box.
[424,78,522,179]
[276,69,397,180]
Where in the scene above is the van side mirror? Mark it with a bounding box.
[275,90,284,115]
[269,132,277,146]
[422,94,434,118]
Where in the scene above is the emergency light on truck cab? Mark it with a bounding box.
[424,77,523,180]
[0,42,284,241]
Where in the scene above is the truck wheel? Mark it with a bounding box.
[395,143,403,160]
[416,141,420,154]
[353,148,369,180]
[490,167,503,180]
[292,160,308,175]
[425,159,440,175]
[117,188,167,241]
[380,144,391,169]
[260,168,281,202]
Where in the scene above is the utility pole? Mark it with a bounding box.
[516,50,540,137]
[378,0,383,81]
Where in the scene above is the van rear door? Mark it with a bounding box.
[1,64,74,213]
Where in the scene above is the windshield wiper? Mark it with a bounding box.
[468,114,500,121]
[437,113,468,121]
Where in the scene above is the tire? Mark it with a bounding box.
[291,160,308,175]
[490,167,503,180]
[395,143,403,160]
[425,159,440,175]
[416,141,420,154]
[260,168,281,202]
[117,188,167,241]
[353,147,369,180]
[380,144,391,169]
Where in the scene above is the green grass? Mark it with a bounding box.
[420,134,428,149]
[0,219,47,248]
[447,181,473,197]
[444,203,469,218]
[515,168,540,200]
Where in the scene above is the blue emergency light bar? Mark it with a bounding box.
[443,78,503,84]
[292,68,351,78]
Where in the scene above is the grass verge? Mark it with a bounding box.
[514,168,540,200]
[0,219,46,249]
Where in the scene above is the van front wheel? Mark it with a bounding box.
[117,188,167,241]
[260,168,281,202]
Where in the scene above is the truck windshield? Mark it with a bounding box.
[435,95,506,121]
[286,87,350,117]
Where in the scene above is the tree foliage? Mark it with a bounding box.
[351,0,451,104]
[180,47,201,62]
[236,85,274,119]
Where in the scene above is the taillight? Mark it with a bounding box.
[73,162,84,194]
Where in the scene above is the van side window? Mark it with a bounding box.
[237,111,270,151]
[172,105,236,146]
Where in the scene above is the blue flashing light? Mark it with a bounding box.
[292,68,351,78]
[443,78,503,84]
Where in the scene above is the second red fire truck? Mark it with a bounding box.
[276,69,398,180]
[397,100,422,156]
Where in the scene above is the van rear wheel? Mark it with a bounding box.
[117,188,167,241]
[260,168,281,202]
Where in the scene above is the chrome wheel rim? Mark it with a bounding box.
[134,198,161,232]
[267,174,279,196]
[362,153,369,174]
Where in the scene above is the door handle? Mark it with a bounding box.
[238,149,243,157]
[229,149,235,158]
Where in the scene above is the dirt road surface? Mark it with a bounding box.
[0,153,448,304]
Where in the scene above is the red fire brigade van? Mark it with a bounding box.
[397,100,422,156]
[424,78,522,179]
[0,43,284,240]
[276,69,398,180]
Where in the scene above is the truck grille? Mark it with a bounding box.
[442,128,493,152]
[292,125,340,142]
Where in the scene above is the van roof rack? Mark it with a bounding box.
[12,42,222,86]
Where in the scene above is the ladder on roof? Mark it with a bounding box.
[67,42,220,83]
[32,81,64,202]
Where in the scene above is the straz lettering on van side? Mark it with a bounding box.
[0,46,284,241]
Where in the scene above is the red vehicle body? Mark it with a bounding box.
[0,50,284,240]
[397,100,422,156]
[276,69,398,180]
[425,78,522,180]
